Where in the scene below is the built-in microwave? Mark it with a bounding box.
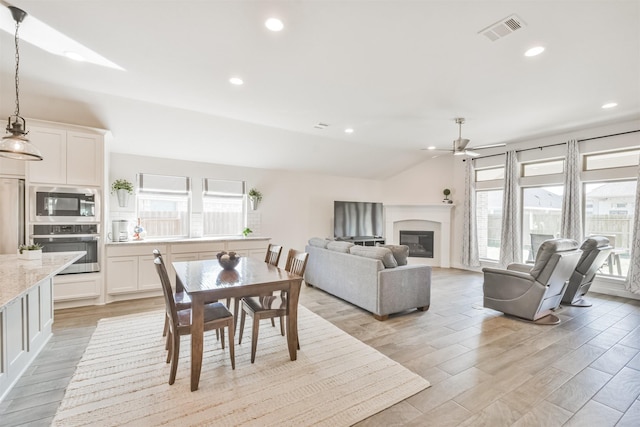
[30,186,101,223]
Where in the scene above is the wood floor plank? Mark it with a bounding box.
[563,400,622,427]
[545,366,613,413]
[592,366,640,412]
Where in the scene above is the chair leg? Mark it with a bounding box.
[271,318,276,327]
[220,327,226,349]
[251,314,260,364]
[228,320,235,370]
[234,298,240,332]
[165,330,173,363]
[163,315,169,337]
[279,315,285,336]
[239,309,246,344]
[169,334,180,385]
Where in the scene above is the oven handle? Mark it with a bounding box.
[31,234,100,239]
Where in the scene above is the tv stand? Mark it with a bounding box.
[338,237,385,246]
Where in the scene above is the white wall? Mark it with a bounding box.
[108,152,383,253]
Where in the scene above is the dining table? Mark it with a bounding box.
[172,256,303,391]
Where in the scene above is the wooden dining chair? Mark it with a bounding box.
[265,244,283,266]
[154,257,235,384]
[238,249,308,363]
[154,249,192,338]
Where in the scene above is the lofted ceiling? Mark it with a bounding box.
[0,0,639,179]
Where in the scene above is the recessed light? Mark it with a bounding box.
[427,146,436,150]
[601,102,618,109]
[63,51,85,62]
[229,77,244,85]
[265,18,284,32]
[345,128,354,134]
[524,46,545,57]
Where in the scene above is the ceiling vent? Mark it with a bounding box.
[479,14,526,41]
[313,122,329,130]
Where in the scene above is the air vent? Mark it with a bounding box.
[314,122,329,129]
[479,14,526,41]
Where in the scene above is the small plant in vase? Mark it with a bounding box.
[443,188,453,204]
[248,188,262,210]
[111,179,134,207]
[242,227,253,237]
[18,243,44,260]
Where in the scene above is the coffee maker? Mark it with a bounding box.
[110,220,129,242]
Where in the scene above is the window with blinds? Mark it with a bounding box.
[202,178,246,236]
[136,173,191,238]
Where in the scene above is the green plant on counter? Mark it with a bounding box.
[242,227,253,237]
[111,178,134,194]
[19,243,43,254]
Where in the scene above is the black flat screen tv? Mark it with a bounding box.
[333,201,383,239]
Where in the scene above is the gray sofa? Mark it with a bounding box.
[304,239,431,320]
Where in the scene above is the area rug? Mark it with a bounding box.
[52,306,430,426]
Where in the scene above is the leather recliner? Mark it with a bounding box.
[561,236,612,307]
[482,238,582,324]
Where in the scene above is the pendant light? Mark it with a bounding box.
[0,6,43,161]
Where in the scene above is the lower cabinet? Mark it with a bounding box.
[0,278,53,401]
[53,273,101,302]
[105,239,269,301]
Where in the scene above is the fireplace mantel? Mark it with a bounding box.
[384,204,454,268]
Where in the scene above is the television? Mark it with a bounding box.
[333,201,383,239]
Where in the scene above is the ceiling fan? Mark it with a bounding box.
[422,117,505,157]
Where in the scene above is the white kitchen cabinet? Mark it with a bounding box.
[0,157,25,176]
[227,239,268,262]
[106,244,167,296]
[27,126,103,187]
[53,273,101,302]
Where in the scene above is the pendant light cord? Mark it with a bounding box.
[13,18,21,117]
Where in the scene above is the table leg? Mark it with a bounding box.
[286,279,302,361]
[190,293,205,391]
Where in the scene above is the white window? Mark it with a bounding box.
[202,179,245,236]
[136,174,191,238]
[476,167,505,182]
[522,160,564,177]
[522,186,563,261]
[584,180,637,277]
[585,149,640,170]
[476,190,503,261]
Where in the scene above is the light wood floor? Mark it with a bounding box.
[1,268,639,426]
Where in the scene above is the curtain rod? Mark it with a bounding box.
[470,129,640,161]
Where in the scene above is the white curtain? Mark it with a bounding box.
[499,151,521,267]
[626,165,640,294]
[462,159,480,267]
[561,139,583,241]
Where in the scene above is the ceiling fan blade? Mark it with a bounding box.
[470,143,506,150]
[464,150,480,157]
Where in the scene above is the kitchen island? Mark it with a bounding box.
[0,251,85,402]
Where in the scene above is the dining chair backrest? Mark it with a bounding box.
[154,257,179,333]
[265,244,283,266]
[284,249,309,277]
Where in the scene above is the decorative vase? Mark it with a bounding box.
[249,197,260,211]
[18,249,42,260]
[116,189,130,207]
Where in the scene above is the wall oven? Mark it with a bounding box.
[30,186,100,223]
[32,224,100,274]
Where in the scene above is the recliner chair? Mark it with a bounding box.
[561,236,612,307]
[482,238,582,324]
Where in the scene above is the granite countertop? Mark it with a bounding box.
[0,251,86,307]
[105,236,270,246]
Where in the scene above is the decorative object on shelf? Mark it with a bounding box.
[443,188,453,204]
[242,227,253,237]
[217,251,240,270]
[111,178,134,207]
[0,7,43,161]
[18,243,43,260]
[133,218,145,240]
[248,188,263,210]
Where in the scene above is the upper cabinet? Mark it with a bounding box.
[27,125,104,187]
[0,157,25,176]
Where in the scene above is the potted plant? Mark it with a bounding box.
[111,178,134,207]
[248,188,263,210]
[242,227,253,237]
[443,188,452,204]
[18,243,43,260]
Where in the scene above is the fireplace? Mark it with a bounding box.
[400,230,434,258]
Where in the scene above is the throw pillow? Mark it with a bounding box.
[377,244,410,266]
[308,237,331,248]
[349,246,397,268]
[326,241,354,253]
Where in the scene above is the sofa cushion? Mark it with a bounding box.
[350,245,398,268]
[309,237,331,248]
[377,244,409,266]
[326,241,354,253]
